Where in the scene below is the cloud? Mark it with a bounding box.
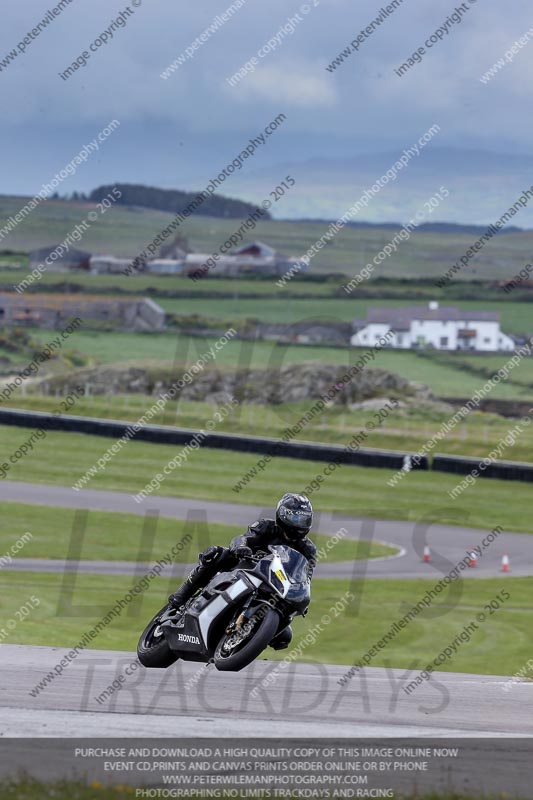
[230,62,338,107]
[2,0,533,198]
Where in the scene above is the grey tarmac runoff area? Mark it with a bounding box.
[1,644,533,738]
[0,480,531,740]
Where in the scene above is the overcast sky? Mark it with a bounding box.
[1,0,532,209]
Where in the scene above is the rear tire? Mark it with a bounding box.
[214,607,280,672]
[137,604,179,668]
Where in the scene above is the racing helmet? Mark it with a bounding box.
[276,493,313,540]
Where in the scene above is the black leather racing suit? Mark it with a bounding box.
[169,518,317,649]
[229,518,317,577]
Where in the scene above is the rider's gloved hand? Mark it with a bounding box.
[199,545,223,566]
[234,546,253,559]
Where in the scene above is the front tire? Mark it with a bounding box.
[137,604,179,668]
[214,607,280,672]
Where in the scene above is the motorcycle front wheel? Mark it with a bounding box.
[137,604,179,668]
[214,607,280,672]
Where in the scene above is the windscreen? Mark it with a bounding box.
[270,545,309,583]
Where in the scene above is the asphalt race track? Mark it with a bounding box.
[1,480,530,579]
[1,644,532,738]
[1,480,531,739]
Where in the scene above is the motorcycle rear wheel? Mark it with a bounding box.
[214,607,280,672]
[137,604,179,668]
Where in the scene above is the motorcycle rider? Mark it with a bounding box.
[168,493,317,650]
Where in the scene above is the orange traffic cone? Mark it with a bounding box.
[501,553,510,573]
[468,549,477,568]
[423,545,431,563]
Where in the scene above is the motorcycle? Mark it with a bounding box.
[137,544,311,672]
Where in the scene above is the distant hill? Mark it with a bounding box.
[88,183,268,221]
[87,183,521,235]
[226,147,533,227]
[297,220,524,235]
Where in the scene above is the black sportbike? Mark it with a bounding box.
[137,545,310,671]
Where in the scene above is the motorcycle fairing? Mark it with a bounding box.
[244,546,311,610]
[161,569,260,657]
[252,552,291,598]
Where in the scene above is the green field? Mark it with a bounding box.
[0,502,396,563]
[1,571,528,678]
[0,780,138,800]
[157,295,533,335]
[1,262,532,306]
[0,252,26,268]
[431,350,533,387]
[15,329,533,401]
[2,195,533,279]
[1,425,533,533]
[2,195,532,409]
[5,395,533,463]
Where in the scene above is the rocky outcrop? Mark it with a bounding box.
[37,362,431,406]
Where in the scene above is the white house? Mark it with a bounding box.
[351,302,515,352]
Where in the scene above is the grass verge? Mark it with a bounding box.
[1,571,529,677]
[1,425,533,534]
[4,394,533,463]
[0,502,396,563]
[0,779,136,799]
[0,777,525,799]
